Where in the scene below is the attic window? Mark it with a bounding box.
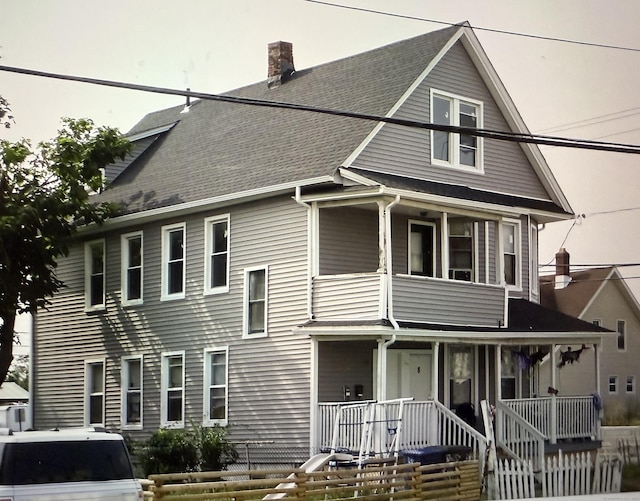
[431,89,483,172]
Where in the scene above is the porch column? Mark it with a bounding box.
[432,342,440,401]
[594,342,601,396]
[377,338,388,401]
[550,344,557,444]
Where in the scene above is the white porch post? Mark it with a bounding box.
[310,337,319,454]
[377,338,388,401]
[433,342,440,401]
[495,345,502,401]
[550,343,557,444]
[594,342,601,396]
[595,342,602,440]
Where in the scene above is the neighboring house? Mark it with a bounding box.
[0,382,29,404]
[540,248,640,408]
[33,23,607,464]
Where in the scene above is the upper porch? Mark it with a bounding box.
[300,188,538,327]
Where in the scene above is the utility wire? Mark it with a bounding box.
[304,0,640,53]
[2,65,640,155]
[537,107,640,135]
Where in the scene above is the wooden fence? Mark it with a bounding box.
[493,451,623,499]
[146,459,481,500]
[618,435,640,465]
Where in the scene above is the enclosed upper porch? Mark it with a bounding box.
[302,189,540,327]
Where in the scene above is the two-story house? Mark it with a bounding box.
[541,249,640,411]
[32,23,607,466]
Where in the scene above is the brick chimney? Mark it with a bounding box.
[555,248,571,289]
[268,41,295,88]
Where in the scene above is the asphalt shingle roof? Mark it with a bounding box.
[540,267,614,318]
[98,25,461,214]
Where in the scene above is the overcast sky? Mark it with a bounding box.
[2,0,640,315]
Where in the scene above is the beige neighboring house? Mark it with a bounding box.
[540,248,640,408]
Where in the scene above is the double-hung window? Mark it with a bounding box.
[448,221,474,281]
[85,239,105,311]
[204,215,230,294]
[243,266,268,337]
[617,320,626,351]
[162,223,186,300]
[609,375,618,394]
[431,90,483,171]
[121,355,143,428]
[161,352,185,427]
[203,348,228,426]
[409,221,436,277]
[502,220,521,288]
[121,232,143,305]
[627,376,636,394]
[85,360,105,426]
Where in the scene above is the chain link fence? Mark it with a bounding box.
[229,442,318,471]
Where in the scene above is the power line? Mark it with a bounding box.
[2,64,640,155]
[539,263,640,269]
[537,107,640,135]
[304,0,640,53]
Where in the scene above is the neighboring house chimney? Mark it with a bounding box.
[268,41,295,88]
[555,248,571,289]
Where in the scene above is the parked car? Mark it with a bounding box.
[0,428,143,500]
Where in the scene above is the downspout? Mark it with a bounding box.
[295,186,317,450]
[377,195,400,401]
[294,186,313,320]
[384,195,401,330]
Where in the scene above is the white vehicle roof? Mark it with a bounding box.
[0,428,124,443]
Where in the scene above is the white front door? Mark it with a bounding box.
[374,350,432,401]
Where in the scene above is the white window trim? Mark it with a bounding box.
[243,265,269,339]
[84,239,106,312]
[121,355,143,430]
[617,319,627,352]
[445,218,477,283]
[161,223,186,301]
[501,219,522,291]
[608,375,618,394]
[161,351,186,428]
[626,375,636,394]
[84,358,106,427]
[203,214,230,295]
[443,344,477,409]
[121,231,144,306]
[203,347,229,427]
[408,220,437,277]
[430,88,484,173]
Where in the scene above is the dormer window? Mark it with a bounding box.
[431,90,483,171]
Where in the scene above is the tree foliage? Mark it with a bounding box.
[0,117,131,384]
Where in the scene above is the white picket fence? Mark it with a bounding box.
[493,451,623,499]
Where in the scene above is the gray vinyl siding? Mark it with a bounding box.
[352,41,552,202]
[317,341,377,402]
[318,207,378,275]
[393,276,506,327]
[34,195,312,447]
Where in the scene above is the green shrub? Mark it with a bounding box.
[139,425,237,475]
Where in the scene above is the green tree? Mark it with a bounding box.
[0,116,131,384]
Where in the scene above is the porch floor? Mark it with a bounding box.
[544,438,602,455]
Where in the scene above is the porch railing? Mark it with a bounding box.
[495,400,546,472]
[311,273,506,326]
[316,400,487,470]
[501,396,600,442]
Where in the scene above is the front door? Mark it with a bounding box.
[374,350,432,401]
